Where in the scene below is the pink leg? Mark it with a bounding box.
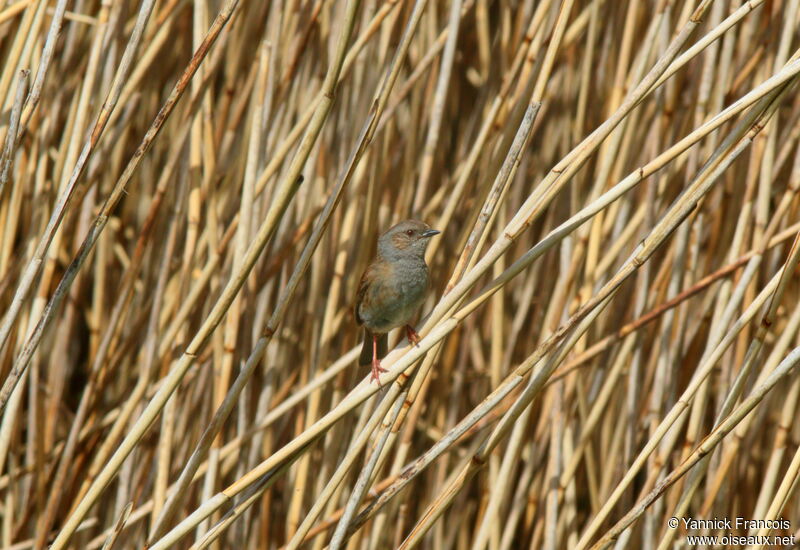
[370,333,388,385]
[405,325,420,346]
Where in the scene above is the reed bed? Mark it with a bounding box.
[1,0,800,548]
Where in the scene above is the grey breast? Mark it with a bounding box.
[386,261,429,329]
[361,261,429,333]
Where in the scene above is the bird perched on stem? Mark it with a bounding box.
[355,220,440,385]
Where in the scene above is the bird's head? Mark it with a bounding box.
[378,219,440,260]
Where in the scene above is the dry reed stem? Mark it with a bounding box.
[2,1,800,549]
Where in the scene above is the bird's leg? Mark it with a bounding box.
[371,333,387,385]
[405,325,420,346]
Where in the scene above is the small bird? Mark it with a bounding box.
[355,219,440,385]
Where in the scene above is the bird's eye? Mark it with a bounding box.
[406,229,414,236]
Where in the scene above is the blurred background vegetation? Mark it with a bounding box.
[1,0,800,548]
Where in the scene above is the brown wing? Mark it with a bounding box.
[355,260,399,329]
[354,264,372,326]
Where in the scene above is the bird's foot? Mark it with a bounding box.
[405,325,421,346]
[370,358,388,385]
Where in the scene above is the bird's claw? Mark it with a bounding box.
[405,325,421,347]
[371,359,388,386]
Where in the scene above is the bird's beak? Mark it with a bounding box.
[421,229,441,238]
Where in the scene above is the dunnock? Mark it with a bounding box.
[355,220,440,384]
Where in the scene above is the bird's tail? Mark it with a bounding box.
[359,329,387,365]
